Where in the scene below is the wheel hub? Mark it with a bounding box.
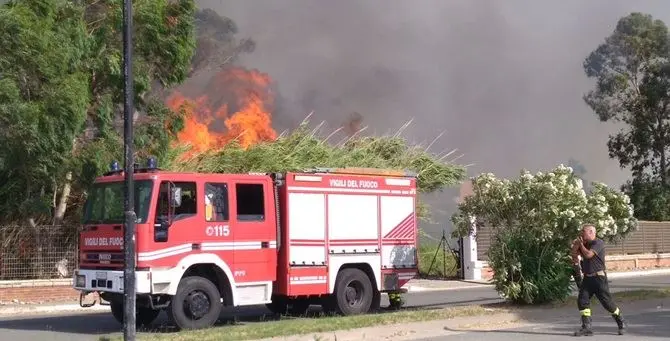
[185,290,210,319]
[345,282,362,306]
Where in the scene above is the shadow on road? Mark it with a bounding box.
[0,303,409,336]
[0,305,289,336]
[0,312,120,336]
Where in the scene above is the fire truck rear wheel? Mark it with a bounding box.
[167,276,222,330]
[332,268,374,315]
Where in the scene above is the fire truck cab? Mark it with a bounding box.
[74,159,419,330]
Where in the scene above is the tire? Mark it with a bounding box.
[370,290,381,312]
[167,276,222,330]
[110,301,161,327]
[332,268,374,315]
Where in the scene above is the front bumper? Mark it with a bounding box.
[73,269,152,294]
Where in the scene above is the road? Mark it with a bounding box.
[416,300,670,340]
[0,274,667,341]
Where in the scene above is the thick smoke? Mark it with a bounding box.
[197,0,670,236]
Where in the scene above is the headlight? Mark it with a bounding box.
[75,274,86,287]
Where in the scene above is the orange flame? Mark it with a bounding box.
[167,67,277,158]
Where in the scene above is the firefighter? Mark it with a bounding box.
[572,224,627,336]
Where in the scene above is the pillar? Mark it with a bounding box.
[462,216,483,280]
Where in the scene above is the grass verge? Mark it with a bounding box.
[103,288,670,341]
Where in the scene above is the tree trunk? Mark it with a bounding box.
[53,172,73,226]
[27,218,44,278]
[661,151,667,186]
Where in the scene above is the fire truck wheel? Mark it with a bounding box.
[167,276,222,330]
[333,268,373,315]
[370,289,381,312]
[110,302,160,327]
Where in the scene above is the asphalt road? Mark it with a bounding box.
[416,301,670,340]
[0,274,668,341]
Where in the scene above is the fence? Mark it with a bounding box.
[476,220,670,261]
[0,225,79,281]
[1,221,669,281]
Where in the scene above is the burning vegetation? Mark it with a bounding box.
[167,66,277,159]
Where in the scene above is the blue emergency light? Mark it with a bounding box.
[110,161,120,172]
[147,157,157,169]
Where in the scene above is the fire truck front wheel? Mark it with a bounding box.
[167,276,222,330]
[331,268,374,315]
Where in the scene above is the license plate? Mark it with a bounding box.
[95,271,107,280]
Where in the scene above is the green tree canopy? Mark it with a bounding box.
[583,12,670,220]
[0,0,250,225]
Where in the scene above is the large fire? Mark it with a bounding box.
[167,67,277,158]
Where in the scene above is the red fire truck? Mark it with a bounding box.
[73,159,418,330]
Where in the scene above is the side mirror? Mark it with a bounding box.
[170,186,182,207]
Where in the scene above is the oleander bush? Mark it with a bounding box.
[451,165,637,304]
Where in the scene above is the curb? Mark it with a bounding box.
[404,268,670,292]
[0,303,109,317]
[404,283,492,293]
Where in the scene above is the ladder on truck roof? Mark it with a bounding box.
[301,167,417,178]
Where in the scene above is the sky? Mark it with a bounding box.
[194,0,670,237]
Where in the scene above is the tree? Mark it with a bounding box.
[0,0,205,225]
[451,165,637,304]
[583,12,670,220]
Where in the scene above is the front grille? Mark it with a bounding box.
[79,251,124,269]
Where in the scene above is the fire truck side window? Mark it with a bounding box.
[205,183,229,222]
[235,183,265,221]
[155,181,197,221]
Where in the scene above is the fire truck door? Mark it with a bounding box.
[152,180,198,244]
[231,180,277,283]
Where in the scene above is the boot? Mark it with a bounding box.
[574,315,593,336]
[612,314,627,335]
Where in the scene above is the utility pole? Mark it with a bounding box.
[122,0,137,339]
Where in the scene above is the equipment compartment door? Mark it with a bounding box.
[231,179,277,284]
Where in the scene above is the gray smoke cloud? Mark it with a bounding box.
[196,0,670,236]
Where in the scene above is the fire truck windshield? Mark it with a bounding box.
[82,180,154,224]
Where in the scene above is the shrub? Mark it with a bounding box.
[451,164,637,304]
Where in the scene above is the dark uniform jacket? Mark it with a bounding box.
[580,238,606,275]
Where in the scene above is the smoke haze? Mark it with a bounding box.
[195,0,670,235]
